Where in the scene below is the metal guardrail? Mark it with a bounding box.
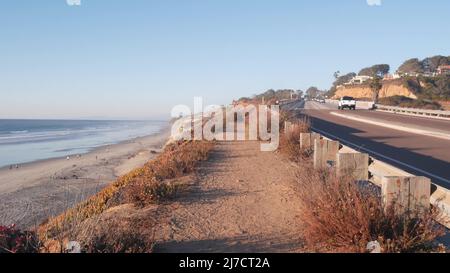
[326,99,450,119]
[279,99,301,106]
[285,121,450,228]
[319,132,450,228]
[375,104,450,119]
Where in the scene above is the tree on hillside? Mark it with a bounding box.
[276,89,295,100]
[334,72,357,86]
[369,76,383,103]
[417,74,450,100]
[398,58,424,74]
[359,64,390,77]
[306,87,321,98]
[252,89,297,102]
[333,71,341,79]
[398,56,450,75]
[326,72,356,98]
[258,89,276,100]
[422,55,450,73]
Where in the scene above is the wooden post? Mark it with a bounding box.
[300,133,311,149]
[381,176,431,215]
[336,153,369,180]
[314,139,340,169]
[326,140,340,162]
[314,139,327,169]
[284,121,292,135]
[300,133,321,149]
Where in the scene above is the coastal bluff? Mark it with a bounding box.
[333,81,417,100]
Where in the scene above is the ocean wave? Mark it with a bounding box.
[0,120,165,167]
[0,122,160,146]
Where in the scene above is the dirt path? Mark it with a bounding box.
[155,141,304,253]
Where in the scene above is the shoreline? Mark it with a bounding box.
[0,124,171,229]
[0,120,170,170]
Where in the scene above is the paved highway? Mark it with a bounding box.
[292,100,450,188]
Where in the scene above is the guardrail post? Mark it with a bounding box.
[284,121,292,135]
[336,153,369,180]
[381,176,431,215]
[314,139,340,169]
[300,133,321,149]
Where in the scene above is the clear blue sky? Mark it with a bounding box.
[1,0,449,119]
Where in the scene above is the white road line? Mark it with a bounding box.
[330,111,450,141]
[305,101,337,110]
[312,127,450,186]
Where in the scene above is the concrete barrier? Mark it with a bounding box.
[381,176,431,215]
[376,104,450,120]
[284,121,292,135]
[300,133,321,149]
[336,153,369,181]
[313,139,340,169]
[308,131,450,228]
[431,184,450,226]
[326,100,450,119]
[279,99,300,106]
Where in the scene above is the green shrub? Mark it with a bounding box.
[378,96,442,110]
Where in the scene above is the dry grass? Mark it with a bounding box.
[82,228,152,253]
[278,110,292,130]
[122,178,183,207]
[279,117,312,162]
[148,140,213,180]
[38,140,214,252]
[74,206,157,253]
[296,162,446,253]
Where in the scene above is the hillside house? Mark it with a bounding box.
[383,73,401,81]
[345,75,373,85]
[437,65,450,75]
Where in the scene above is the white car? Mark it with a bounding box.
[338,96,356,110]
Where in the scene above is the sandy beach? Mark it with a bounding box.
[0,125,171,229]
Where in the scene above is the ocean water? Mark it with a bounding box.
[0,119,167,167]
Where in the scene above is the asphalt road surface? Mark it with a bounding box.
[292,100,450,188]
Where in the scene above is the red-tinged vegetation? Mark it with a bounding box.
[0,225,39,253]
[37,140,214,253]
